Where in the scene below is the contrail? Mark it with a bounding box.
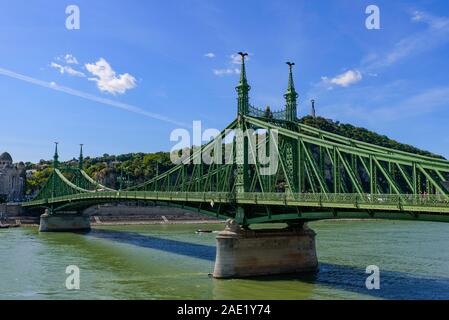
[0,67,190,128]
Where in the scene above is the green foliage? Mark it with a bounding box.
[26,167,53,195]
[25,151,175,194]
[299,116,444,159]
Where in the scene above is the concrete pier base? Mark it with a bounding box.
[39,211,91,232]
[213,220,318,278]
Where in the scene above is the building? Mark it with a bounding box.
[0,152,25,202]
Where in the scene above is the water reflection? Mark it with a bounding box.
[88,228,449,300]
[88,229,216,261]
[316,263,449,300]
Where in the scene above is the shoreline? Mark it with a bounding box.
[8,218,226,228]
[9,217,392,229]
[91,219,225,226]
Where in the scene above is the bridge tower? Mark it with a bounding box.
[53,142,59,169]
[51,142,59,201]
[283,62,299,193]
[234,52,250,224]
[78,144,84,170]
[73,144,85,189]
[236,52,250,116]
[213,58,318,278]
[39,142,92,232]
[285,62,298,122]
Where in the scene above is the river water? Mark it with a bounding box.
[1,220,449,300]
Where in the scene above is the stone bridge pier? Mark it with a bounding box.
[39,210,91,232]
[213,219,318,278]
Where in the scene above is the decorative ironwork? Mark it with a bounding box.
[248,105,287,121]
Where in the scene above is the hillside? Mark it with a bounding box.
[299,116,443,159]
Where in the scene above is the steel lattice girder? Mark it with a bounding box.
[24,115,449,224]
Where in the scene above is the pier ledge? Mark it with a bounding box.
[39,210,91,232]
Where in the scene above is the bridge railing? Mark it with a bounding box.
[24,190,449,210]
[239,192,449,208]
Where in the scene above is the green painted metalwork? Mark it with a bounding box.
[285,62,298,122]
[24,54,449,225]
[236,52,250,117]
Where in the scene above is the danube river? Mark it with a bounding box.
[1,220,449,300]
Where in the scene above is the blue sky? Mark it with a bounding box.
[1,0,449,162]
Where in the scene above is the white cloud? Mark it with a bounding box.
[230,53,250,65]
[212,53,249,76]
[55,54,79,65]
[204,53,215,58]
[322,69,362,88]
[85,58,137,95]
[50,62,85,77]
[64,54,79,65]
[0,66,189,128]
[365,11,449,71]
[213,68,240,76]
[314,10,449,94]
[230,53,241,64]
[411,10,449,29]
[411,11,425,22]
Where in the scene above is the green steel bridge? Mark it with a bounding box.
[23,53,449,226]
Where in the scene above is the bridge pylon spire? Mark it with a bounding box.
[78,144,84,170]
[234,52,251,225]
[53,142,59,169]
[236,52,250,116]
[311,99,316,118]
[285,62,298,122]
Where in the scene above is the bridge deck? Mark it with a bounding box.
[23,191,449,222]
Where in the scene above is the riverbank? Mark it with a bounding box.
[1,204,223,227]
[3,217,224,228]
[3,216,388,228]
[90,218,224,226]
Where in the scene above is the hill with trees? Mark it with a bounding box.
[299,116,443,159]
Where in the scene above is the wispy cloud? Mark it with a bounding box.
[212,53,247,76]
[317,84,449,123]
[50,54,85,77]
[366,86,449,121]
[230,53,242,65]
[411,10,449,29]
[230,53,251,65]
[204,53,215,58]
[213,68,240,76]
[319,10,449,90]
[85,58,137,95]
[0,67,189,128]
[365,10,449,71]
[63,54,79,65]
[50,62,85,77]
[55,53,79,65]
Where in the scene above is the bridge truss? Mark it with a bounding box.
[23,55,449,225]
